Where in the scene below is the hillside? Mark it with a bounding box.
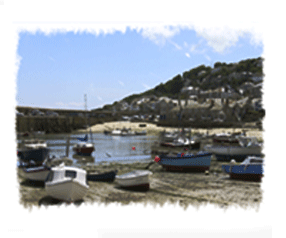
[97,57,263,111]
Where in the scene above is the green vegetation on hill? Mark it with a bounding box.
[97,57,263,110]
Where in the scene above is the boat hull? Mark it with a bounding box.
[19,166,50,182]
[73,145,94,156]
[205,145,262,162]
[116,171,152,191]
[157,152,212,172]
[222,164,263,182]
[87,170,118,182]
[45,179,89,202]
[18,147,50,165]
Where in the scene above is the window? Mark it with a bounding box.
[65,170,77,178]
[46,171,54,182]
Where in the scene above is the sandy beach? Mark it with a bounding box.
[78,121,264,141]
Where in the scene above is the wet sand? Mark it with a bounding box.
[18,157,263,210]
[18,123,263,209]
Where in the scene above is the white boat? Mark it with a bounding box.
[204,137,262,162]
[19,165,51,182]
[110,128,135,136]
[45,164,89,202]
[110,128,122,136]
[115,170,152,191]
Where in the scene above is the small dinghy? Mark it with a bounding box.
[115,170,152,191]
[45,164,89,202]
[87,170,118,182]
[19,165,51,182]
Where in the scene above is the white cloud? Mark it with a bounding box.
[142,83,150,90]
[118,80,125,86]
[204,54,211,62]
[193,26,263,53]
[169,40,182,50]
[185,53,190,58]
[140,26,180,46]
[48,56,55,61]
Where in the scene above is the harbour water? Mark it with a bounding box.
[18,132,158,166]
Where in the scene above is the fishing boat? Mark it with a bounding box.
[221,156,264,181]
[87,170,118,182]
[115,170,152,191]
[154,151,212,172]
[45,164,89,202]
[17,139,50,166]
[204,137,262,162]
[18,165,51,182]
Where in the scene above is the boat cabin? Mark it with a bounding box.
[45,165,87,185]
[241,156,263,165]
[22,139,47,149]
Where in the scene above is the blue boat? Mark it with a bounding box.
[154,151,212,172]
[221,156,264,182]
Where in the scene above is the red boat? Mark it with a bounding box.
[73,142,95,156]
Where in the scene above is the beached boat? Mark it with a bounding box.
[17,139,50,166]
[212,133,240,145]
[87,170,118,182]
[45,165,89,202]
[221,156,264,181]
[204,137,262,162]
[154,151,212,172]
[160,137,201,149]
[19,165,51,182]
[115,170,152,191]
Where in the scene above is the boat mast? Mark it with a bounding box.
[84,94,93,143]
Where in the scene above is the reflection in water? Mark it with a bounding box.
[19,133,157,166]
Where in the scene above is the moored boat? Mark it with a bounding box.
[45,165,89,202]
[73,141,95,156]
[115,170,152,191]
[154,151,212,172]
[221,156,264,182]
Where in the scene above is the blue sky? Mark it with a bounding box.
[16,27,263,110]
